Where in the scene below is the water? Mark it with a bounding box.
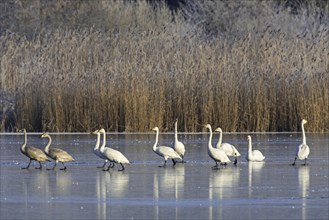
[0,132,328,219]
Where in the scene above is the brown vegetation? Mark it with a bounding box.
[1,1,328,132]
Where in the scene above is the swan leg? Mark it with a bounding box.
[291,157,297,166]
[234,157,238,165]
[172,159,177,167]
[35,161,42,169]
[212,161,219,169]
[97,161,107,168]
[103,163,112,171]
[159,160,167,167]
[118,163,125,171]
[22,159,32,169]
[110,163,115,168]
[303,158,308,166]
[60,162,67,170]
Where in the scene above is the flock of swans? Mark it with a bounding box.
[19,119,310,171]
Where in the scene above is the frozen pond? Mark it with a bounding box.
[0,132,328,219]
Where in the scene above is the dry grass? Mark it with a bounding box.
[1,0,328,132]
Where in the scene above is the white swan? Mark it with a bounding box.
[99,128,130,171]
[205,124,230,169]
[19,129,50,169]
[152,127,182,167]
[215,127,241,164]
[246,135,265,162]
[41,133,75,170]
[173,118,186,163]
[292,119,310,166]
[92,129,109,168]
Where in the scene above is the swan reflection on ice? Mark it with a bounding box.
[153,166,185,198]
[55,171,72,193]
[96,171,106,220]
[248,162,265,197]
[95,171,130,220]
[153,166,185,219]
[298,166,310,220]
[107,172,130,197]
[208,167,240,219]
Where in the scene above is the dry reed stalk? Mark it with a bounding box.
[1,1,328,132]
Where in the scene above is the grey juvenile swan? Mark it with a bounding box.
[41,133,75,170]
[19,129,50,169]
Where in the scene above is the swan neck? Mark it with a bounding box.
[94,133,100,150]
[21,130,27,152]
[153,129,159,151]
[44,136,52,153]
[174,121,178,141]
[208,127,213,150]
[217,130,222,146]
[248,138,252,152]
[302,122,306,145]
[100,130,106,151]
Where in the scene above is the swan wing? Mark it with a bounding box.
[157,146,182,160]
[101,147,117,162]
[297,144,310,160]
[27,146,49,161]
[231,146,241,157]
[110,149,130,164]
[210,148,231,163]
[174,141,185,157]
[49,148,74,162]
[220,143,241,157]
[251,150,265,161]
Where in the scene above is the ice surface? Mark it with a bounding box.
[0,133,328,219]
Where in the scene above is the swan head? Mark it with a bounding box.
[174,118,178,123]
[247,135,252,141]
[18,128,26,133]
[204,124,212,130]
[41,133,50,138]
[99,128,106,133]
[302,119,307,124]
[214,127,222,132]
[152,127,159,132]
[91,129,99,134]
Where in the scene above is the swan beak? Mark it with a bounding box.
[41,133,48,138]
[91,130,99,134]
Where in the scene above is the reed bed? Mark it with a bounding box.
[1,1,328,132]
